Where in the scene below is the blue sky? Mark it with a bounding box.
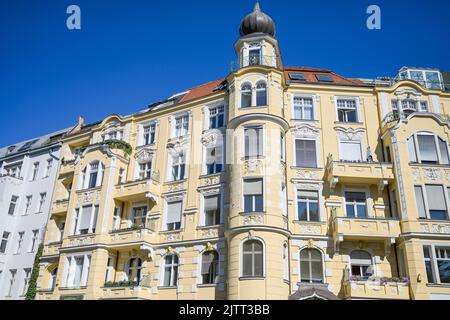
[1,0,450,146]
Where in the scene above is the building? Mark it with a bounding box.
[35,2,450,300]
[0,129,67,299]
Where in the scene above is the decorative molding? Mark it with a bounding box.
[291,124,320,139]
[201,130,223,148]
[334,127,365,141]
[244,158,263,173]
[299,225,322,235]
[295,169,319,180]
[243,214,264,225]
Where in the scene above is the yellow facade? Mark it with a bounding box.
[36,3,450,300]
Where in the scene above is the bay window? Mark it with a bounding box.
[295,139,317,168]
[345,192,367,218]
[300,248,323,283]
[243,179,263,213]
[126,258,143,283]
[414,185,450,220]
[255,81,267,106]
[131,206,147,227]
[73,205,99,235]
[241,83,252,108]
[64,254,91,288]
[408,133,450,165]
[423,246,450,284]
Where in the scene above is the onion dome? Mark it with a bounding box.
[239,1,276,37]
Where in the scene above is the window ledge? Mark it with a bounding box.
[239,211,266,215]
[291,119,319,122]
[197,225,223,230]
[418,218,450,223]
[293,220,325,225]
[290,166,323,170]
[157,286,177,290]
[164,179,188,185]
[159,229,183,235]
[68,233,96,239]
[409,163,450,168]
[239,106,268,110]
[239,277,265,281]
[197,284,218,288]
[426,283,450,288]
[76,186,102,194]
[59,286,88,291]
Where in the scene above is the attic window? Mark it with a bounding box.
[315,74,334,82]
[17,140,38,152]
[289,73,306,81]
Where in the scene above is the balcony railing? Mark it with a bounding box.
[231,55,277,71]
[382,111,450,125]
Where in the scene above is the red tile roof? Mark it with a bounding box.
[283,66,364,85]
[179,78,227,103]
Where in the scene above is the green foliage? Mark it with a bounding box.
[104,139,132,156]
[25,244,44,300]
[104,281,139,288]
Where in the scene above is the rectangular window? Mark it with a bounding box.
[414,186,427,219]
[435,247,450,284]
[171,153,186,181]
[118,168,125,184]
[280,133,286,162]
[76,205,99,235]
[29,229,39,253]
[243,179,264,213]
[31,162,39,181]
[174,115,189,137]
[37,193,46,213]
[339,140,362,162]
[15,232,25,254]
[138,161,152,180]
[112,207,121,231]
[425,185,448,220]
[209,105,225,129]
[206,145,223,175]
[297,190,319,222]
[131,206,147,227]
[417,135,439,164]
[337,99,358,122]
[204,195,221,226]
[24,195,32,216]
[22,268,31,296]
[423,245,450,284]
[44,159,53,178]
[88,163,99,189]
[295,139,317,168]
[0,231,10,254]
[420,101,429,112]
[65,255,91,288]
[143,123,156,145]
[345,192,367,218]
[293,97,314,120]
[8,195,19,215]
[8,270,16,297]
[244,126,263,158]
[166,201,182,231]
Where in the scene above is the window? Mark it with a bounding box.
[138,161,152,180]
[15,232,24,254]
[37,193,46,213]
[280,133,286,162]
[339,140,362,162]
[166,201,182,231]
[201,251,219,284]
[206,145,223,175]
[415,185,450,220]
[30,162,39,181]
[420,101,429,112]
[408,133,450,165]
[315,74,334,82]
[283,243,289,281]
[73,205,99,235]
[22,268,31,296]
[297,190,319,222]
[174,115,189,137]
[241,83,252,108]
[337,99,358,122]
[242,240,264,277]
[112,208,121,231]
[423,246,450,284]
[5,163,22,178]
[293,97,314,120]
[142,123,156,145]
[345,192,367,218]
[204,195,221,226]
[126,258,143,283]
[24,195,32,215]
[163,254,179,287]
[105,257,114,283]
[295,139,317,168]
[7,270,16,297]
[49,268,58,290]
[171,153,186,181]
[118,168,125,184]
[244,126,263,158]
[88,162,99,189]
[59,222,65,241]
[131,206,147,227]
[300,249,323,283]
[104,130,123,141]
[29,229,39,253]
[401,100,417,116]
[243,179,263,213]
[350,250,374,279]
[64,254,91,288]
[8,195,19,215]
[255,81,267,106]
[44,159,53,178]
[209,105,225,129]
[289,73,306,81]
[0,232,10,254]
[248,47,262,66]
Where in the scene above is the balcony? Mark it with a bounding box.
[50,199,69,214]
[113,178,159,203]
[109,225,155,249]
[343,276,410,300]
[101,279,152,300]
[42,241,62,257]
[231,54,277,71]
[331,211,401,254]
[59,159,76,175]
[326,155,394,190]
[382,111,450,126]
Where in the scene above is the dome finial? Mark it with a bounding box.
[254,0,261,12]
[239,0,276,37]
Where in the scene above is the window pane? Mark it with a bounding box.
[426,185,447,211]
[439,139,450,164]
[244,196,253,212]
[243,254,252,276]
[311,261,323,283]
[414,186,427,219]
[300,260,311,282]
[296,140,317,167]
[298,201,308,221]
[254,195,264,212]
[346,205,355,217]
[418,135,438,163]
[437,261,450,283]
[254,253,263,276]
[408,137,417,162]
[309,202,319,221]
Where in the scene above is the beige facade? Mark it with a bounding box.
[36,3,450,300]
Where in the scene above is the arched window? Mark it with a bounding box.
[126,258,143,283]
[407,132,450,165]
[241,83,252,108]
[201,251,219,284]
[242,239,264,277]
[300,248,323,283]
[163,254,179,287]
[350,250,374,279]
[255,81,267,106]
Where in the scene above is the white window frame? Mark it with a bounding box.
[408,132,450,165]
[28,229,39,253]
[15,231,25,254]
[200,190,223,227]
[163,197,184,231]
[423,245,450,284]
[414,184,450,221]
[342,187,371,218]
[62,253,92,288]
[172,114,190,138]
[160,254,179,287]
[30,162,40,181]
[293,137,318,168]
[335,96,361,123]
[298,247,325,284]
[140,122,157,146]
[72,204,99,235]
[338,139,364,162]
[292,94,316,121]
[240,237,266,278]
[24,195,32,216]
[243,178,265,213]
[37,192,46,213]
[43,158,53,178]
[295,188,322,222]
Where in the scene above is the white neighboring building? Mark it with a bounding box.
[0,129,68,299]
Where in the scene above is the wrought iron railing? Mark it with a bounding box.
[230,55,277,71]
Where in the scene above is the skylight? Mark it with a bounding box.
[289,73,306,81]
[315,74,334,82]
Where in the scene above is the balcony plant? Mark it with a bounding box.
[104,139,132,156]
[104,280,139,288]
